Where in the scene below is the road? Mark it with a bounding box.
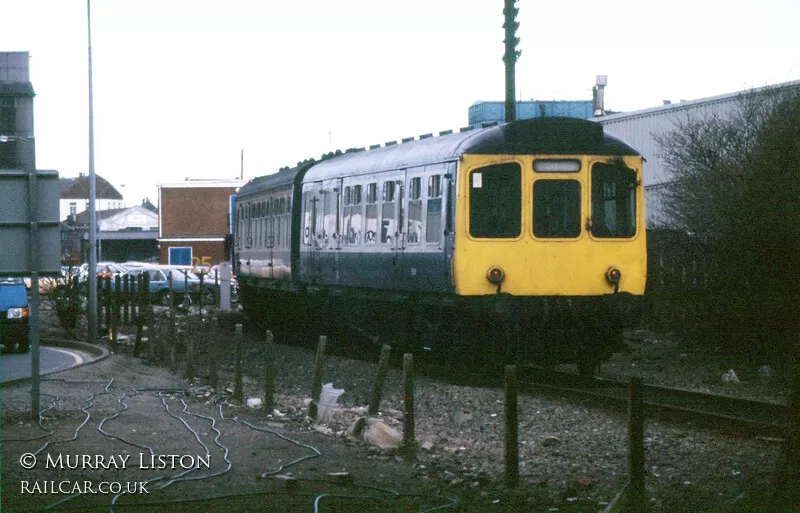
[0,345,95,384]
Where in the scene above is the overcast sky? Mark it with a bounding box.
[2,0,798,207]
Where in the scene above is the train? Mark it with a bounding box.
[233,117,647,375]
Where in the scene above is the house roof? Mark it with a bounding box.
[72,207,126,225]
[69,204,158,226]
[61,174,124,200]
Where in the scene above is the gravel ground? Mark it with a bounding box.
[4,299,793,512]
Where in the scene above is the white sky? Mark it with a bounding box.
[1,0,798,207]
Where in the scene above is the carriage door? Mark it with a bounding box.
[380,171,406,265]
[320,178,342,284]
[302,183,324,283]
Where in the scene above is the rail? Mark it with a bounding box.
[519,369,788,436]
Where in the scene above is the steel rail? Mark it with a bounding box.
[520,370,788,436]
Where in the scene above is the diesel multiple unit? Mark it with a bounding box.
[234,117,647,374]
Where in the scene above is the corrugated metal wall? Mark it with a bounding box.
[595,80,800,227]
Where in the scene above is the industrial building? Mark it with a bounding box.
[594,79,800,227]
[158,178,245,266]
[469,77,800,228]
[0,52,35,171]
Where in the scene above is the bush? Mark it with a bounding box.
[654,87,800,362]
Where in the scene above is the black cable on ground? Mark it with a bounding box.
[7,381,457,513]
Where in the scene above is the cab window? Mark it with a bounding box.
[533,180,581,238]
[468,163,521,238]
[591,163,636,238]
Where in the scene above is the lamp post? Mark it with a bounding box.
[87,0,98,343]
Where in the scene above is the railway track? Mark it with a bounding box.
[519,369,789,436]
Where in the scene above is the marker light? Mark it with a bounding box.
[605,267,622,286]
[487,266,505,285]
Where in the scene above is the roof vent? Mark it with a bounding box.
[438,129,453,136]
[385,140,397,146]
[401,136,415,143]
[459,126,474,132]
[369,144,381,150]
[593,75,608,116]
[418,133,433,139]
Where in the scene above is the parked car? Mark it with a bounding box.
[0,277,29,352]
[124,266,217,306]
[77,262,130,289]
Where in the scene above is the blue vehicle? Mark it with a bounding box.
[0,277,30,353]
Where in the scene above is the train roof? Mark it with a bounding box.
[236,161,310,199]
[237,117,640,198]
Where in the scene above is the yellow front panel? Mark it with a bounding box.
[453,154,647,297]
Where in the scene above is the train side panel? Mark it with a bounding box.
[297,164,455,295]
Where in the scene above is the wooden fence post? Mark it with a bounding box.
[208,316,219,387]
[123,274,130,327]
[628,377,646,509]
[96,275,104,335]
[308,335,327,421]
[234,323,244,405]
[139,272,151,359]
[170,329,180,373]
[771,349,800,510]
[104,275,112,339]
[264,329,276,414]
[110,275,120,348]
[185,330,194,381]
[505,365,519,488]
[787,356,800,509]
[402,353,416,457]
[368,342,392,415]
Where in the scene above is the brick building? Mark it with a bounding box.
[158,179,245,267]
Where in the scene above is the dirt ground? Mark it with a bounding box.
[0,302,794,513]
[1,353,465,513]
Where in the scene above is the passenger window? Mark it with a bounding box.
[365,183,378,245]
[323,189,337,247]
[591,163,636,238]
[469,163,521,238]
[426,175,443,243]
[345,184,363,245]
[381,181,396,244]
[303,192,315,246]
[342,187,351,245]
[533,180,581,238]
[407,177,422,244]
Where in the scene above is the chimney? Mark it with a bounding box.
[593,75,607,116]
